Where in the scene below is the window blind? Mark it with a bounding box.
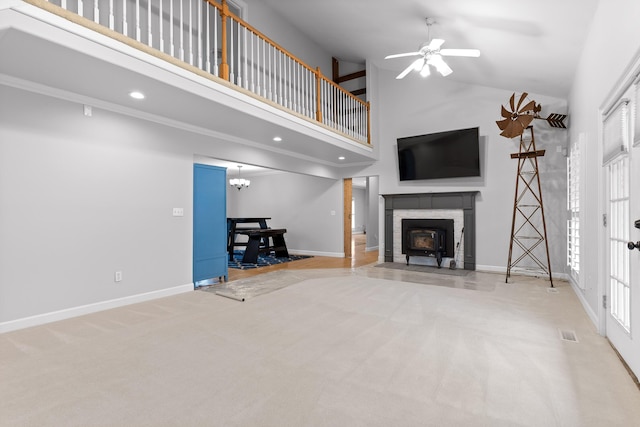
[602,99,629,165]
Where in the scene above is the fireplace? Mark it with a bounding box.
[402,219,454,267]
[383,192,477,270]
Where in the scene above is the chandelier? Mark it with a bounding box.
[229,165,250,190]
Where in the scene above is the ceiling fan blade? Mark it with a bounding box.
[427,54,452,76]
[385,51,420,59]
[427,38,445,50]
[440,48,481,57]
[396,58,423,79]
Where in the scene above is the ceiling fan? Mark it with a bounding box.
[385,18,480,79]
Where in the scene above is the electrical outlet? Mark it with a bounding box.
[173,207,184,217]
[114,271,122,282]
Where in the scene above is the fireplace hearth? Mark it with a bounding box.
[402,219,454,267]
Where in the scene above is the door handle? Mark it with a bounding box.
[629,241,640,251]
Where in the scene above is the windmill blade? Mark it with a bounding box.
[518,100,536,114]
[396,58,423,79]
[496,118,511,131]
[427,38,445,50]
[516,92,529,111]
[500,105,512,119]
[385,51,421,59]
[440,48,481,57]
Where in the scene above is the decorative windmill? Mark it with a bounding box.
[496,92,567,287]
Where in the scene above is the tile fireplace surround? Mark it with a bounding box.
[382,192,478,270]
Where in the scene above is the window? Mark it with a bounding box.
[567,134,581,284]
[603,95,631,332]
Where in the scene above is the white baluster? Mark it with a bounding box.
[78,0,83,18]
[122,0,127,37]
[169,0,174,56]
[249,30,254,93]
[268,45,273,101]
[179,0,184,61]
[261,38,266,97]
[159,0,164,52]
[188,0,193,65]
[294,61,298,112]
[197,0,202,69]
[61,0,66,10]
[109,0,114,30]
[135,0,140,41]
[93,0,99,24]
[277,51,282,105]
[147,0,152,47]
[240,22,244,86]
[214,5,218,76]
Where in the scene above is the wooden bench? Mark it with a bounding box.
[235,228,289,264]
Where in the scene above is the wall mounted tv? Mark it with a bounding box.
[397,127,480,181]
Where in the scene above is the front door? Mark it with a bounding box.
[603,86,640,378]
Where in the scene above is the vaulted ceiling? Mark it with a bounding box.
[262,0,600,97]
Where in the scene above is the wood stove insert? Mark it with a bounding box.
[402,219,454,267]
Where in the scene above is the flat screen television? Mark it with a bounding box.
[397,127,480,181]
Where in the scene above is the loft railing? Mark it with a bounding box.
[30,0,371,145]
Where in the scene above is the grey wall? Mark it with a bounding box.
[0,84,348,324]
[226,171,344,256]
[352,187,366,233]
[356,66,569,274]
[242,0,332,77]
[0,86,193,322]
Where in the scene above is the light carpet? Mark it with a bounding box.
[1,267,639,426]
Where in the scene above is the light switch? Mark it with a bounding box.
[173,208,184,217]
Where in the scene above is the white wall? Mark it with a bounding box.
[358,66,569,274]
[568,0,640,319]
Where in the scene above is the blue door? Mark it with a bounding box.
[193,164,227,285]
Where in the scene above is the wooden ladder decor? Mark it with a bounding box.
[506,125,554,286]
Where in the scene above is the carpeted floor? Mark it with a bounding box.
[2,267,640,426]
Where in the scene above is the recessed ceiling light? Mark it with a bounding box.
[338,156,345,160]
[273,136,282,142]
[129,91,145,100]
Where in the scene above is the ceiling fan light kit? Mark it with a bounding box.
[385,18,480,79]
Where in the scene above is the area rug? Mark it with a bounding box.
[228,250,312,270]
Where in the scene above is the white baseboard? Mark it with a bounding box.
[290,249,344,258]
[476,264,569,281]
[0,283,194,334]
[365,245,379,252]
[568,279,599,328]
